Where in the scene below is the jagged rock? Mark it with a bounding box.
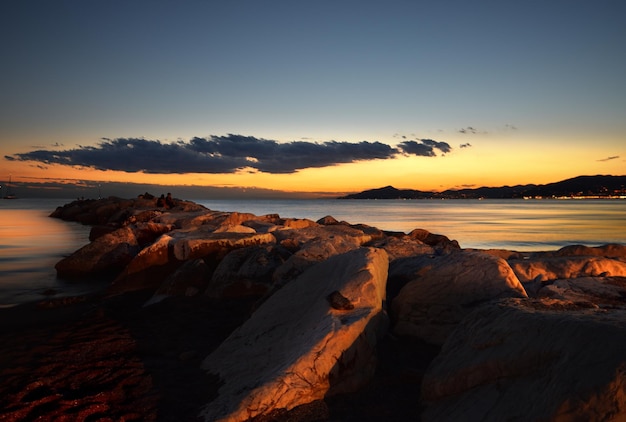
[206,245,287,298]
[510,255,626,283]
[199,247,389,422]
[391,251,527,345]
[55,226,141,278]
[421,298,626,421]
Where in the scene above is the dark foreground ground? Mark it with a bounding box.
[0,291,439,421]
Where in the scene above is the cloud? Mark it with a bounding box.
[397,139,452,157]
[597,155,619,162]
[460,143,472,148]
[7,134,452,174]
[458,126,479,134]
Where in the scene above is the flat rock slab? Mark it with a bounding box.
[173,231,276,261]
[200,247,389,422]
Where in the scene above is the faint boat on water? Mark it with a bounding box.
[2,175,17,199]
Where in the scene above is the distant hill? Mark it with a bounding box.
[338,175,626,199]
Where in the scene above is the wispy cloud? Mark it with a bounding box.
[597,155,619,162]
[6,134,453,174]
[458,126,482,135]
[460,143,472,148]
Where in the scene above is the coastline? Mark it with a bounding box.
[1,197,626,421]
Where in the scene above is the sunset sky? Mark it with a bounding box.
[1,0,625,198]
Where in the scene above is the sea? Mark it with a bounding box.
[1,197,625,307]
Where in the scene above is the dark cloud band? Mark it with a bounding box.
[5,134,452,174]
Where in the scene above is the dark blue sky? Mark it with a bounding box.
[1,0,624,193]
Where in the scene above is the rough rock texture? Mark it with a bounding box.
[408,228,460,252]
[271,224,374,284]
[200,247,389,422]
[45,197,626,421]
[206,245,287,298]
[510,255,626,283]
[421,298,626,422]
[537,276,626,306]
[371,235,435,262]
[172,230,276,261]
[391,251,527,345]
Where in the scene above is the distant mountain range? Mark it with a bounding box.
[338,175,626,200]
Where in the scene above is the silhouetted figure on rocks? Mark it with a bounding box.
[165,193,174,208]
[156,194,166,207]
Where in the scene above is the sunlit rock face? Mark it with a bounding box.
[270,224,375,284]
[199,247,389,422]
[391,251,527,345]
[109,234,178,294]
[172,230,276,261]
[371,235,435,262]
[510,255,626,283]
[421,298,626,422]
[407,228,460,253]
[550,243,626,259]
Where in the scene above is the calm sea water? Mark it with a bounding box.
[1,197,624,306]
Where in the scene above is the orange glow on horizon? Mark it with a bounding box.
[2,134,624,196]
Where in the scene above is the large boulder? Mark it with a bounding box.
[55,226,141,278]
[109,234,179,294]
[199,247,389,422]
[391,251,527,345]
[421,298,626,421]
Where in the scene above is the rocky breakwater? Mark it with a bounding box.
[47,196,626,421]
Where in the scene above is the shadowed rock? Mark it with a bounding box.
[421,298,626,421]
[391,251,527,345]
[55,226,141,278]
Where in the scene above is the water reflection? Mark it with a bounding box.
[0,206,93,305]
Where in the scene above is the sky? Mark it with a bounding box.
[1,0,625,198]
